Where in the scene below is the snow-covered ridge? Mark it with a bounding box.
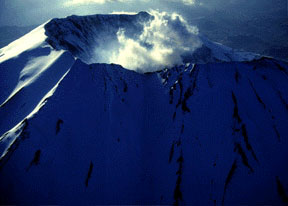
[0,23,47,63]
[0,25,75,142]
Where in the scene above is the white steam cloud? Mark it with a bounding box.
[46,10,259,71]
[104,11,202,72]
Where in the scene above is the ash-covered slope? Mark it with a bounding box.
[0,11,288,205]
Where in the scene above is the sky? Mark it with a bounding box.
[0,0,191,26]
[0,0,286,27]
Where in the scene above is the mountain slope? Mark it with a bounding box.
[0,23,75,139]
[0,11,288,205]
[1,58,288,204]
[0,11,259,140]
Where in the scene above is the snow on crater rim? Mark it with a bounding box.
[44,11,202,72]
[44,11,259,73]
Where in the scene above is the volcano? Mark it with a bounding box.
[0,11,288,205]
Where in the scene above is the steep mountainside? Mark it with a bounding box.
[0,12,288,205]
